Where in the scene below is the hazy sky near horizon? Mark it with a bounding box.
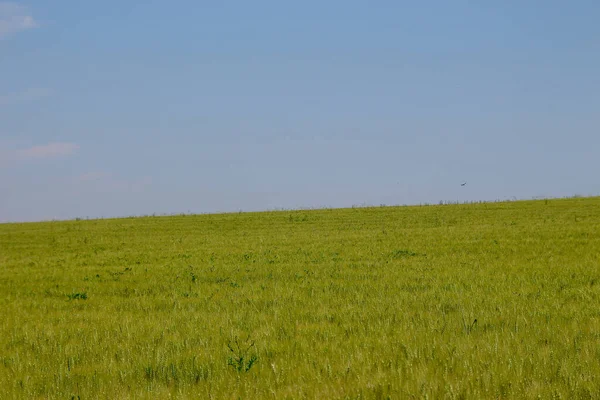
[1,1,599,222]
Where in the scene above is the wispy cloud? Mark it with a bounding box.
[0,87,51,106]
[0,2,37,40]
[15,142,79,161]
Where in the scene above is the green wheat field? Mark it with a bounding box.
[1,197,599,399]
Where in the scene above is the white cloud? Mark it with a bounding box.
[0,2,37,40]
[15,142,79,161]
[0,87,51,106]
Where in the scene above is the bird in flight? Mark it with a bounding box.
[461,182,467,186]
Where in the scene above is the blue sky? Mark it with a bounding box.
[1,1,599,222]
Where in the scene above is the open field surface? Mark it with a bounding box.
[1,197,600,399]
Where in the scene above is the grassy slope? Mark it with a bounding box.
[1,197,599,399]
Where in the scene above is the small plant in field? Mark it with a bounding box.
[226,336,258,372]
[390,249,419,258]
[462,317,478,335]
[66,292,88,300]
[188,266,197,283]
